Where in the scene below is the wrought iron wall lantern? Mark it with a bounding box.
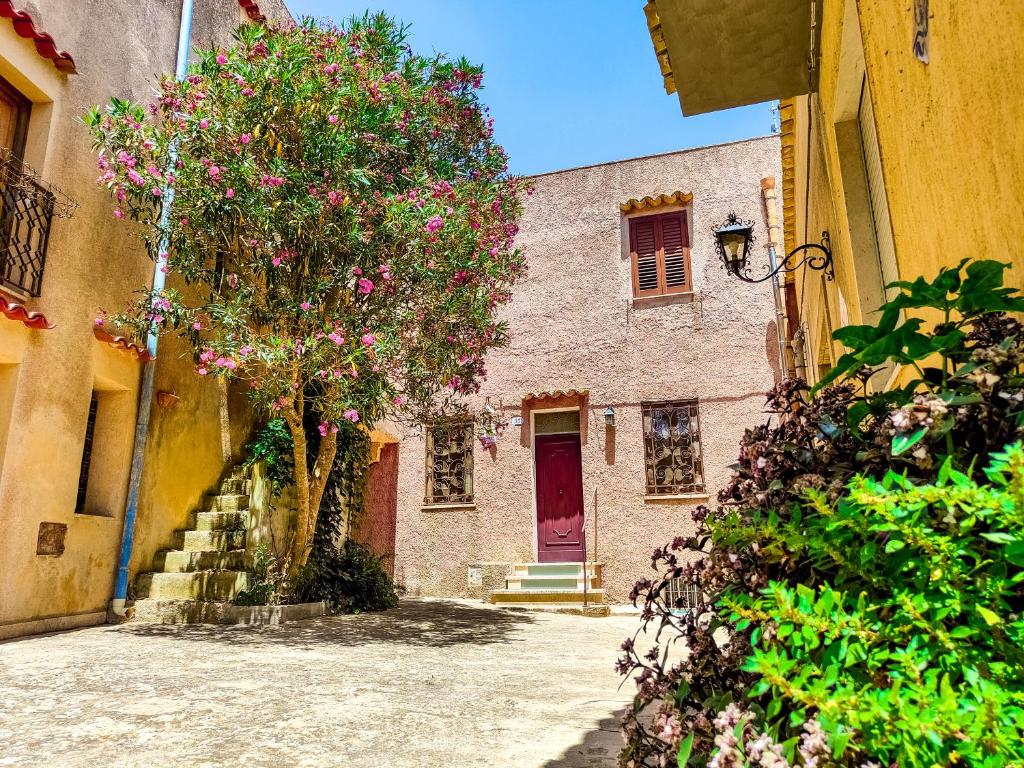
[713,212,834,283]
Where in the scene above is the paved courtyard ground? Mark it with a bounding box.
[0,599,643,768]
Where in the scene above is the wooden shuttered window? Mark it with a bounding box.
[629,211,692,298]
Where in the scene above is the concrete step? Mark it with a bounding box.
[131,599,233,624]
[173,529,246,552]
[490,589,606,605]
[153,549,245,573]
[506,574,601,591]
[509,562,602,588]
[190,510,248,531]
[204,493,249,512]
[135,570,248,601]
[220,476,251,495]
[512,562,601,576]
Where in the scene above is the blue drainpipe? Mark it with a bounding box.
[110,0,194,618]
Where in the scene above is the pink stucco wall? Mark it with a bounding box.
[393,136,782,603]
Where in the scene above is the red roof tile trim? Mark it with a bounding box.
[238,0,266,22]
[0,2,76,74]
[0,292,53,329]
[94,327,155,362]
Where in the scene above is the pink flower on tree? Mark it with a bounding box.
[216,53,228,65]
[357,278,374,294]
[343,409,360,423]
[300,301,312,310]
[360,333,376,346]
[225,188,235,199]
[426,215,444,233]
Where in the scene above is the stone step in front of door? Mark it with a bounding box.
[509,562,602,583]
[152,549,246,573]
[135,570,249,601]
[490,588,606,605]
[505,574,601,591]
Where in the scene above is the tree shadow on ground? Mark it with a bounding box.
[113,598,536,649]
[541,708,627,768]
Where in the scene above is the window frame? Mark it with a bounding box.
[423,420,475,506]
[641,399,706,496]
[0,74,31,160]
[628,210,693,299]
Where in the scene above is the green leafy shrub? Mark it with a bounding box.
[244,417,294,494]
[296,539,398,614]
[617,260,1024,767]
[233,542,285,606]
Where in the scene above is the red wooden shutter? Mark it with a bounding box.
[630,217,660,297]
[659,212,691,294]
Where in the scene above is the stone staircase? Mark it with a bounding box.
[490,562,605,606]
[132,469,251,623]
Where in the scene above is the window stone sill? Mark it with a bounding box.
[421,502,477,512]
[631,291,695,309]
[643,493,709,503]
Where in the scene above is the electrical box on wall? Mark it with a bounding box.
[467,566,483,587]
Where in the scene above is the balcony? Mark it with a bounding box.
[0,147,76,297]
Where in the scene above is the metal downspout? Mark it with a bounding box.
[760,178,790,380]
[110,0,194,618]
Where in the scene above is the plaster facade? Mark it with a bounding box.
[648,0,1024,386]
[787,0,1024,383]
[392,137,782,603]
[0,0,290,640]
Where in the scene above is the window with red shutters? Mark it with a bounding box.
[628,211,692,298]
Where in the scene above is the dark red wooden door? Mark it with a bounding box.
[535,433,585,562]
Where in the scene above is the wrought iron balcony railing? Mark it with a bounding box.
[0,146,77,297]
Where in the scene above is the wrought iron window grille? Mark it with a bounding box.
[666,577,701,614]
[0,145,78,297]
[424,420,474,504]
[642,399,706,495]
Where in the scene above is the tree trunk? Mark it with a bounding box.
[283,410,338,585]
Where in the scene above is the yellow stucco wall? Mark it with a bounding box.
[0,0,291,640]
[787,0,1024,381]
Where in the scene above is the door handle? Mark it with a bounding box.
[552,527,571,538]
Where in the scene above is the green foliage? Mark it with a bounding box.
[728,446,1024,766]
[618,259,1024,767]
[296,539,398,614]
[295,417,398,613]
[244,417,294,493]
[85,15,526,428]
[233,542,285,606]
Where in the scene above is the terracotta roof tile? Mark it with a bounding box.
[0,293,53,329]
[0,1,75,74]
[619,191,692,213]
[94,327,154,362]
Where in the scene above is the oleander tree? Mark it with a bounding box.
[85,15,526,580]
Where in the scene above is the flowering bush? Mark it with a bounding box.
[618,260,1024,767]
[85,15,526,579]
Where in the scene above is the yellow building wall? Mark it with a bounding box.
[0,0,290,640]
[787,0,1024,381]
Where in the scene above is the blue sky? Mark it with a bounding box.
[284,0,773,176]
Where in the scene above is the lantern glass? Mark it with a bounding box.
[714,219,754,274]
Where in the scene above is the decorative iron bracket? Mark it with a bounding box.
[729,232,834,284]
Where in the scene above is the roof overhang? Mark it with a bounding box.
[644,0,816,116]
